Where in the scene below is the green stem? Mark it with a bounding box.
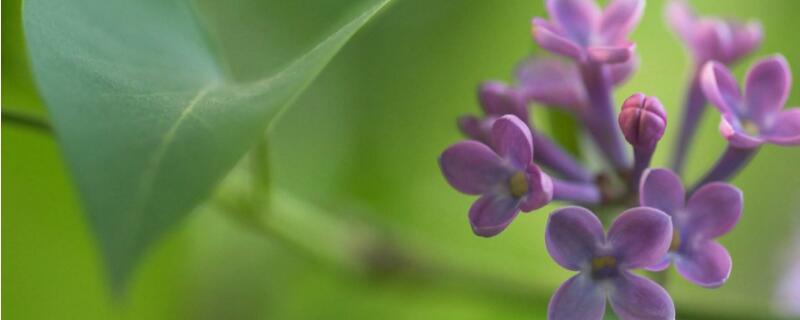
[2,108,52,132]
[250,134,271,197]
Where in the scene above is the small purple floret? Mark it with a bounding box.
[532,0,644,64]
[666,0,762,65]
[701,55,800,148]
[640,168,743,288]
[546,206,675,320]
[441,115,554,237]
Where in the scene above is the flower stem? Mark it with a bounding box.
[629,145,655,189]
[532,130,593,182]
[692,145,758,192]
[671,70,706,174]
[552,178,601,205]
[578,63,630,171]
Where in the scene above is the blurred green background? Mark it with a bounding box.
[4,0,800,319]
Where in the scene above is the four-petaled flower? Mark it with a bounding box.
[640,168,743,288]
[702,55,800,148]
[666,0,762,65]
[546,206,675,320]
[533,0,644,64]
[440,115,553,237]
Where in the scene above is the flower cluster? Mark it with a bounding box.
[438,0,800,319]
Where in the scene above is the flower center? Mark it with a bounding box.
[741,119,760,136]
[508,171,528,198]
[590,255,617,280]
[669,230,681,252]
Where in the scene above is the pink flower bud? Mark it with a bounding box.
[619,93,667,148]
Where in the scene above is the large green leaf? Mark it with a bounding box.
[23,0,390,291]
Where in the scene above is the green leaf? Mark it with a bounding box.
[23,0,391,292]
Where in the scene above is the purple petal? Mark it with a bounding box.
[609,272,675,320]
[532,18,586,61]
[667,0,762,65]
[665,0,697,46]
[599,0,645,43]
[548,274,606,320]
[608,207,673,269]
[519,164,554,212]
[491,115,534,170]
[719,114,764,149]
[694,19,750,65]
[546,207,605,271]
[457,115,490,143]
[744,55,792,126]
[728,21,762,63]
[587,43,635,64]
[546,0,600,46]
[469,194,520,237]
[684,182,743,240]
[675,241,732,288]
[639,168,685,216]
[478,82,529,121]
[439,141,507,195]
[701,61,743,115]
[764,109,800,145]
[516,57,587,108]
[692,20,732,63]
[609,55,638,86]
[643,255,671,272]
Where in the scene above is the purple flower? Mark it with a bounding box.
[440,115,553,237]
[666,0,762,65]
[532,0,644,64]
[515,56,637,110]
[640,168,743,288]
[546,206,675,320]
[702,55,800,148]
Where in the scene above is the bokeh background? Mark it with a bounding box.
[4,0,800,319]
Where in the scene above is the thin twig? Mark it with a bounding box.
[2,108,52,132]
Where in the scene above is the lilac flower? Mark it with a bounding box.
[693,55,800,186]
[458,82,593,182]
[532,0,644,64]
[546,206,675,320]
[667,0,762,66]
[440,115,553,237]
[640,168,742,288]
[702,55,800,149]
[515,56,637,110]
[667,0,762,175]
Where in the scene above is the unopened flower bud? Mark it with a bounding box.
[619,93,667,149]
